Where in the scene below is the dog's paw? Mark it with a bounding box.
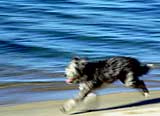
[60,99,77,113]
[144,92,150,98]
[59,106,66,113]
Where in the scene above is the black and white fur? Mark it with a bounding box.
[61,56,154,113]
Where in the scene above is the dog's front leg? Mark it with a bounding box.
[75,82,94,102]
[60,81,94,113]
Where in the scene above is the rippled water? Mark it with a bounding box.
[0,0,160,105]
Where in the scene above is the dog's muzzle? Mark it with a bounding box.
[65,77,77,84]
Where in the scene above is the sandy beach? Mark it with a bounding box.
[0,90,159,116]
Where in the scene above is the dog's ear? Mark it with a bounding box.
[72,56,88,65]
[72,56,80,61]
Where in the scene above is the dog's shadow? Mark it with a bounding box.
[72,98,160,115]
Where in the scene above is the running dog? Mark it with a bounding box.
[60,56,154,113]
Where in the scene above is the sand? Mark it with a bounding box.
[0,90,159,116]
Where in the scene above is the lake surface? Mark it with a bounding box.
[0,0,160,105]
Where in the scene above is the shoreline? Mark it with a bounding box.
[0,90,160,116]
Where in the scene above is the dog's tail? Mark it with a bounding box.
[140,63,159,76]
[140,65,150,75]
[146,63,160,69]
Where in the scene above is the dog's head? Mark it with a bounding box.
[65,57,87,84]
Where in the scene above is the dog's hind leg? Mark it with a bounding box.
[120,72,149,97]
[131,80,149,97]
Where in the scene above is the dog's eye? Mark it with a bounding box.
[80,61,87,65]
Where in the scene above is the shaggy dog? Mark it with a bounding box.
[60,56,154,113]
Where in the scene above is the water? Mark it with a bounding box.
[0,0,160,105]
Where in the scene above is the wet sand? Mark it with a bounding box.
[0,90,159,116]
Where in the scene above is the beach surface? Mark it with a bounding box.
[0,90,159,116]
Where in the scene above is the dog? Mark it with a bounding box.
[60,56,154,113]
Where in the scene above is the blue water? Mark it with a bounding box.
[0,0,160,105]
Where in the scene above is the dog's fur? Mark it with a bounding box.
[61,56,152,113]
